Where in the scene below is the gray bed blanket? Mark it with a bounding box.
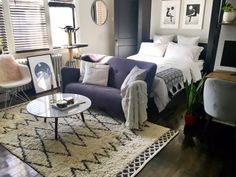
[156,68,184,98]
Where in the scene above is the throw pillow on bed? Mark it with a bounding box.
[82,63,109,86]
[177,35,200,46]
[138,42,167,57]
[164,42,204,62]
[121,65,147,91]
[153,34,175,44]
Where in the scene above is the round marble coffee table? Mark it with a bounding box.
[26,93,91,140]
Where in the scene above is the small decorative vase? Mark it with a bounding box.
[184,114,197,126]
[223,12,236,23]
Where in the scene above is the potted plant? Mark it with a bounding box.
[184,77,206,126]
[222,2,236,23]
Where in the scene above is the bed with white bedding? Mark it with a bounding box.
[127,40,207,112]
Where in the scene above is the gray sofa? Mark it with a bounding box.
[61,57,157,120]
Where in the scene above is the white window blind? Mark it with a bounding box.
[0,0,8,52]
[9,0,49,52]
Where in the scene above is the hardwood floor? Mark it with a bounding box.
[0,146,42,177]
[0,90,234,177]
[138,92,234,177]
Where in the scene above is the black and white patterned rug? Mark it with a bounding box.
[0,103,178,177]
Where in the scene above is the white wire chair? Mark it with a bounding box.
[0,55,32,107]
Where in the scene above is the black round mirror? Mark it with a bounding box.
[91,0,108,26]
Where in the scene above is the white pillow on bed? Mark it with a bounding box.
[164,42,204,62]
[196,60,204,71]
[138,42,167,57]
[177,35,200,46]
[153,34,175,44]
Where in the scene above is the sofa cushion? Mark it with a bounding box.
[80,60,107,82]
[121,65,147,91]
[79,60,95,82]
[107,57,157,95]
[65,83,124,118]
[82,64,109,86]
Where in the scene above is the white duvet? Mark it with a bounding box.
[127,54,202,112]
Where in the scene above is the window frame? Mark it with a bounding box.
[48,2,77,48]
[1,0,77,56]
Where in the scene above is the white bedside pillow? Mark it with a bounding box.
[164,42,204,62]
[177,35,200,46]
[138,42,167,57]
[153,34,175,44]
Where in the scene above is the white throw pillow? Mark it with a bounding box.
[79,60,97,82]
[164,42,204,62]
[121,65,147,91]
[82,63,109,86]
[153,34,175,44]
[138,42,167,57]
[177,35,200,46]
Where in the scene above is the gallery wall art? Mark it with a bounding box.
[182,0,205,29]
[160,0,181,29]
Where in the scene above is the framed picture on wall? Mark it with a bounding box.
[27,54,57,94]
[182,0,205,29]
[160,0,181,29]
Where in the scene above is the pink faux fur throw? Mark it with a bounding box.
[0,54,23,83]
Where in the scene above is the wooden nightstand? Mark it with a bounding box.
[207,70,236,83]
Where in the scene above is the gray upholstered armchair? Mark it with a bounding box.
[204,78,236,124]
[203,78,236,152]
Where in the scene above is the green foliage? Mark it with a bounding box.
[184,76,206,116]
[222,2,236,12]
